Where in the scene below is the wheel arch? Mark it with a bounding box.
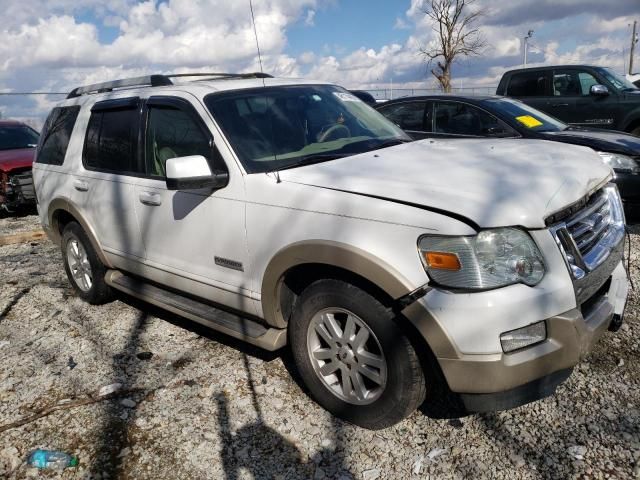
[261,240,415,329]
[48,198,113,268]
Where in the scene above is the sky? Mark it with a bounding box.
[0,0,638,127]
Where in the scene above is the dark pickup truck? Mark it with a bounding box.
[496,65,640,136]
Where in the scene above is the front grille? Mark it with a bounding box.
[8,170,35,200]
[550,185,625,280]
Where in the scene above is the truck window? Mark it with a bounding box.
[506,71,547,96]
[84,105,141,174]
[145,105,212,177]
[553,70,598,96]
[36,107,79,165]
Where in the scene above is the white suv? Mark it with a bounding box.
[33,73,629,429]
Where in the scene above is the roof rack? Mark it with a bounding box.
[66,72,273,99]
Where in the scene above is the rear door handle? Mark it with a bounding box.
[73,180,89,192]
[139,192,162,206]
[551,103,569,107]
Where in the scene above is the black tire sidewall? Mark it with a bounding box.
[289,279,424,429]
[61,222,112,304]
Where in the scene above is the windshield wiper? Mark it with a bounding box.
[273,153,349,172]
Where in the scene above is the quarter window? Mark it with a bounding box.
[145,105,212,177]
[84,104,140,174]
[506,71,547,96]
[378,102,427,131]
[36,107,80,165]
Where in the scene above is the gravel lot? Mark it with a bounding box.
[0,215,638,479]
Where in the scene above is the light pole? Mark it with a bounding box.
[630,20,638,75]
[523,30,534,67]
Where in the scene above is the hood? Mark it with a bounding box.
[542,128,640,156]
[0,148,35,172]
[279,138,612,229]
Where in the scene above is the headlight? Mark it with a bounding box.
[597,151,639,174]
[418,228,545,289]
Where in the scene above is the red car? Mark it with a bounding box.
[0,120,39,215]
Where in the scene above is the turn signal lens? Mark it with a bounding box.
[424,251,461,271]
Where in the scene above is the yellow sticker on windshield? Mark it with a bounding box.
[515,115,543,128]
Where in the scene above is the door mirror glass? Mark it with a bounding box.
[590,84,609,96]
[165,155,228,190]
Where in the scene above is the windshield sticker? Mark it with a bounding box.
[515,115,543,128]
[333,92,360,102]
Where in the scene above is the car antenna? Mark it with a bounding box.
[249,0,281,183]
[249,0,265,87]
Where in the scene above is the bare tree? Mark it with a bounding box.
[419,0,486,92]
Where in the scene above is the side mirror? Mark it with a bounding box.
[590,84,609,96]
[165,155,229,191]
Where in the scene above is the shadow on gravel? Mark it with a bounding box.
[116,292,355,479]
[89,310,149,479]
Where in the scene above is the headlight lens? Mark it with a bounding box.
[597,151,639,174]
[418,228,545,289]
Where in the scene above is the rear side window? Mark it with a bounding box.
[378,102,427,131]
[36,106,80,165]
[84,101,141,174]
[506,71,548,97]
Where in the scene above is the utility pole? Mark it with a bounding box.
[523,30,534,67]
[630,21,638,74]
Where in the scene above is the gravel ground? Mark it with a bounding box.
[0,215,638,479]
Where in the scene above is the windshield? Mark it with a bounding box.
[205,85,409,173]
[596,67,638,91]
[480,97,567,132]
[0,125,40,151]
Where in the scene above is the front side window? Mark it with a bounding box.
[553,70,598,96]
[145,105,212,177]
[433,102,507,136]
[481,98,567,133]
[205,85,409,173]
[84,104,140,174]
[506,71,548,96]
[378,102,427,131]
[36,107,79,165]
[0,124,39,151]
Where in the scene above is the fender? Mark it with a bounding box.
[47,197,113,268]
[261,240,416,328]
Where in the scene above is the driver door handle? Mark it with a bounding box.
[139,192,162,206]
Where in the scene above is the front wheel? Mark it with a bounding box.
[289,279,426,429]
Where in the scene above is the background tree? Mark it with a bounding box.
[420,0,486,92]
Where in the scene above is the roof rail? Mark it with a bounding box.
[66,72,273,99]
[67,75,173,99]
[167,72,273,80]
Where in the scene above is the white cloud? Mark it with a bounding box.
[304,9,316,26]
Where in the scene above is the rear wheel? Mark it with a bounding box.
[289,279,426,429]
[61,222,114,304]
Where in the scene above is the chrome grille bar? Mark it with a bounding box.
[550,185,625,280]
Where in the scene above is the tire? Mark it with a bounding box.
[61,222,114,305]
[289,279,426,429]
